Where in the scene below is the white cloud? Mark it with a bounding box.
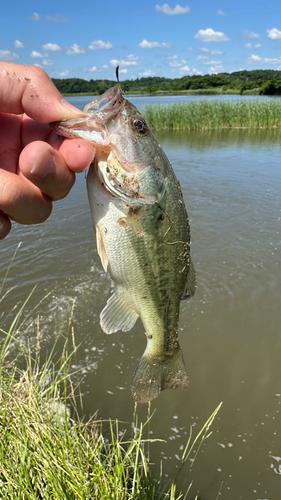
[156,3,190,15]
[248,54,262,62]
[201,47,223,55]
[119,69,128,74]
[139,70,155,76]
[209,65,224,74]
[110,55,139,67]
[197,55,208,60]
[88,40,113,50]
[170,59,186,67]
[45,15,70,22]
[190,68,203,76]
[98,65,109,72]
[66,44,85,55]
[14,40,24,49]
[243,30,260,39]
[167,55,178,59]
[248,54,281,64]
[89,65,110,72]
[42,43,61,51]
[30,12,40,21]
[267,28,281,40]
[217,10,227,16]
[195,28,231,42]
[0,50,19,61]
[138,39,171,48]
[43,59,54,66]
[244,43,261,49]
[203,60,224,65]
[179,65,190,73]
[59,70,69,76]
[30,12,70,22]
[30,51,45,58]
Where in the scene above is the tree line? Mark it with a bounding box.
[52,69,281,96]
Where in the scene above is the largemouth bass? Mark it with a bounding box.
[51,85,196,403]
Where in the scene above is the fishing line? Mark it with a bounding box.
[156,203,188,245]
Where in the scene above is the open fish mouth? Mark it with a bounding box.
[50,84,125,144]
[83,84,125,122]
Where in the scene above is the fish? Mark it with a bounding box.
[51,84,196,403]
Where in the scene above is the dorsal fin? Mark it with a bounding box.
[181,259,196,300]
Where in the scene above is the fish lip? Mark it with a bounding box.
[50,118,106,141]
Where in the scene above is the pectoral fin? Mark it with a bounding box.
[100,289,139,334]
[95,225,108,272]
[181,258,196,300]
[118,213,144,237]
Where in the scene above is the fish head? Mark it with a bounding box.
[51,85,168,206]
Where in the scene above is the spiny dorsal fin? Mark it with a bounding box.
[181,258,196,300]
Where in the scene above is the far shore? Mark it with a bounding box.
[63,88,260,97]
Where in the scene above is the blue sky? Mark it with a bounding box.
[2,0,281,80]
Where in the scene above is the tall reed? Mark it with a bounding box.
[143,99,281,130]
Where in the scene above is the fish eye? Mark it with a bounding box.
[131,118,148,135]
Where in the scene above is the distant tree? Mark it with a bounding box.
[147,85,158,93]
[51,69,281,96]
[260,79,281,95]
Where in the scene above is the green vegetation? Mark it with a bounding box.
[143,99,281,131]
[52,69,281,96]
[0,256,221,499]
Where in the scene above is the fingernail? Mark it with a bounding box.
[61,99,87,118]
[31,146,56,177]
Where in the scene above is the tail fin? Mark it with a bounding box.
[131,347,188,404]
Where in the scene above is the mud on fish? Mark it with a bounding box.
[51,84,196,403]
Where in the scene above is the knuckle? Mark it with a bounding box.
[31,65,49,83]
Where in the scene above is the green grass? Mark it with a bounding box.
[143,99,281,131]
[0,250,221,499]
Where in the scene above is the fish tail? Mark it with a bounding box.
[131,346,188,404]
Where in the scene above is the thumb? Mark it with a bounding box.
[0,62,86,123]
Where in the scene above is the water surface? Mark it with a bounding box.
[0,109,281,499]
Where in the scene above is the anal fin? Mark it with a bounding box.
[100,289,139,334]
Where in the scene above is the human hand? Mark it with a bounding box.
[0,62,95,240]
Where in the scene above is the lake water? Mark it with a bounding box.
[1,96,281,499]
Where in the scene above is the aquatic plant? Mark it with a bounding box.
[0,250,221,499]
[143,99,281,131]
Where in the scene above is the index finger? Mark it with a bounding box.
[0,62,86,123]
